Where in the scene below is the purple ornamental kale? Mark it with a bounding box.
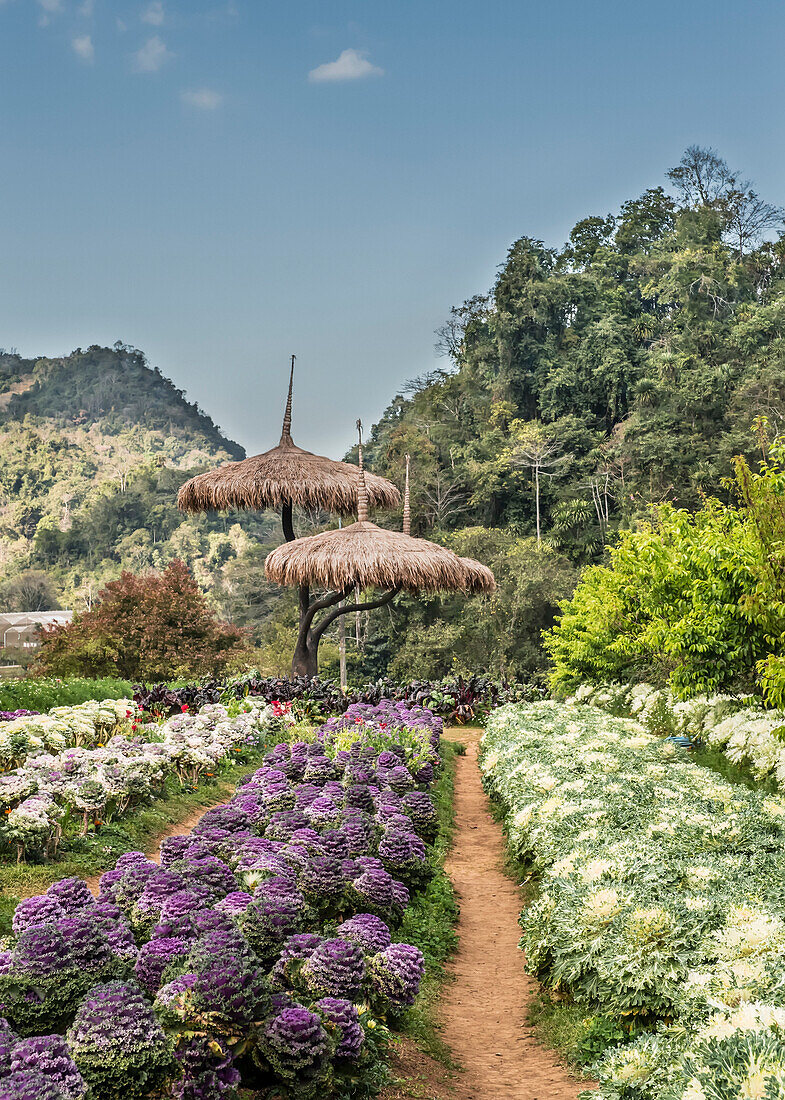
[401,790,436,829]
[369,943,425,1010]
[269,933,324,989]
[264,810,310,841]
[336,913,392,954]
[189,954,271,1025]
[13,926,69,978]
[67,981,171,1084]
[303,757,335,784]
[46,877,94,915]
[152,889,215,939]
[294,784,322,807]
[302,938,365,1000]
[172,1035,240,1100]
[12,895,65,936]
[239,884,306,959]
[314,997,364,1059]
[260,1006,331,1082]
[320,828,350,860]
[0,1070,64,1100]
[299,855,345,905]
[385,766,416,795]
[350,867,396,917]
[0,1018,16,1062]
[134,937,190,995]
[9,1034,86,1099]
[344,783,374,812]
[214,891,254,917]
[59,916,114,973]
[158,834,192,866]
[303,796,341,828]
[413,761,435,786]
[378,826,427,875]
[180,857,238,900]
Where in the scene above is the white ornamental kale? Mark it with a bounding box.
[0,699,275,859]
[483,701,785,1100]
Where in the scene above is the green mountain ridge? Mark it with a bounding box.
[0,345,282,636]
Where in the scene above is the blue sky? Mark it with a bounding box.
[2,0,784,457]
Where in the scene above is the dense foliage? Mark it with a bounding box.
[334,147,785,677]
[482,701,785,1100]
[36,561,247,681]
[0,701,443,1097]
[545,430,785,701]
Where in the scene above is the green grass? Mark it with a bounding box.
[0,748,270,932]
[391,740,462,1065]
[0,676,133,713]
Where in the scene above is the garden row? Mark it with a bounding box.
[134,674,542,724]
[0,700,274,862]
[569,681,785,788]
[481,700,785,1100]
[0,700,442,1099]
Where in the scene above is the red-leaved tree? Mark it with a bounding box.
[36,560,247,681]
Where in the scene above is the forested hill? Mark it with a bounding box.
[0,345,280,628]
[337,148,785,680]
[364,147,785,558]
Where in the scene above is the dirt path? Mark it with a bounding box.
[439,727,590,1100]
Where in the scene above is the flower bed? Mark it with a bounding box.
[569,681,785,786]
[0,702,441,1098]
[0,701,274,862]
[481,701,785,1099]
[0,698,134,773]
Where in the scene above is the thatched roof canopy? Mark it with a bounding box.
[265,429,467,594]
[458,557,496,595]
[177,360,400,516]
[265,523,468,593]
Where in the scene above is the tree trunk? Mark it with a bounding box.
[291,635,318,677]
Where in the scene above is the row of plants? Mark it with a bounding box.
[0,678,133,716]
[0,701,443,1098]
[0,699,133,773]
[0,700,275,862]
[481,700,785,1100]
[569,681,785,788]
[134,675,543,724]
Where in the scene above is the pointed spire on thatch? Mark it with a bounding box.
[356,420,369,523]
[402,454,411,536]
[177,360,400,516]
[280,355,295,442]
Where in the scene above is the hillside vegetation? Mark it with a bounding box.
[0,344,281,637]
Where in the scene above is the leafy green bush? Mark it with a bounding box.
[0,676,132,713]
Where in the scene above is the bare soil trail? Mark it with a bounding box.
[437,725,591,1100]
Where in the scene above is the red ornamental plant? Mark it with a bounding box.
[36,560,247,681]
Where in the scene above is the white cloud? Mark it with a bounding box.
[78,0,95,15]
[141,1,164,25]
[132,34,172,72]
[180,87,224,110]
[72,33,94,61]
[38,0,63,12]
[308,48,383,83]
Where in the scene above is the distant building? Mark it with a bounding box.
[0,611,73,650]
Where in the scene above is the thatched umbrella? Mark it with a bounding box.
[265,425,470,676]
[401,454,495,596]
[177,357,400,542]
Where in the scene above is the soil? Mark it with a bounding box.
[435,726,592,1100]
